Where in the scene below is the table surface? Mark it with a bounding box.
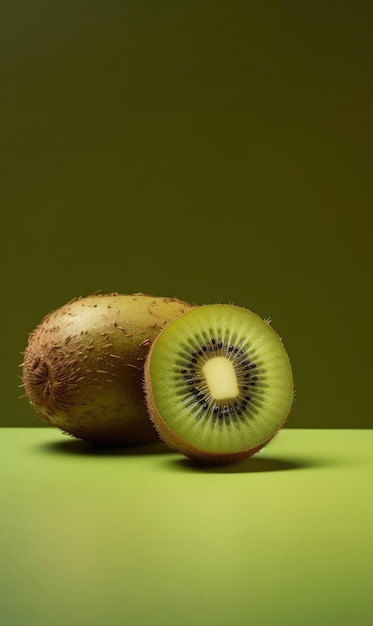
[1,428,372,626]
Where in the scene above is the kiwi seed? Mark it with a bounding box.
[22,293,193,445]
[144,304,294,464]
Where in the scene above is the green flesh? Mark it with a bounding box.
[148,305,293,454]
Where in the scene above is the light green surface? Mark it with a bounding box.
[1,428,372,626]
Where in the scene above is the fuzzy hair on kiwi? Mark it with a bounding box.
[21,293,193,445]
[144,303,294,464]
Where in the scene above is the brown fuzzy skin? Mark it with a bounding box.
[22,293,193,445]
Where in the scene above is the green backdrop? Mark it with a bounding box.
[2,0,371,429]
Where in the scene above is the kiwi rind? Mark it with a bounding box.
[22,293,193,445]
[144,304,294,464]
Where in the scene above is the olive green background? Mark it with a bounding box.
[1,0,372,428]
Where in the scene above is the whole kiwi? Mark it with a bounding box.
[144,304,294,464]
[22,293,193,445]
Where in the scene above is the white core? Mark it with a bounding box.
[202,357,239,400]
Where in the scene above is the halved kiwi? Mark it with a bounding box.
[144,304,294,464]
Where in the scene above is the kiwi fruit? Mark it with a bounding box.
[144,304,293,464]
[22,293,193,445]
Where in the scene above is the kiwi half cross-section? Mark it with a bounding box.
[144,304,294,464]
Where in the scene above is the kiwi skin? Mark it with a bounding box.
[22,293,193,446]
[144,304,293,465]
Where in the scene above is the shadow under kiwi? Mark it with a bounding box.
[36,438,331,470]
[37,437,172,457]
[164,454,329,473]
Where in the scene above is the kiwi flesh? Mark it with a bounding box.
[22,293,193,445]
[144,304,293,464]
